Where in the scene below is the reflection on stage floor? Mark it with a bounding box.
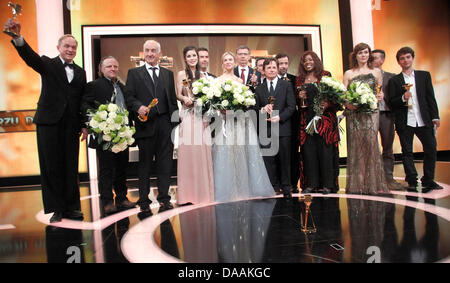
[0,162,449,263]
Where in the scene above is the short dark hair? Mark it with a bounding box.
[197,47,209,53]
[396,47,415,61]
[275,53,289,60]
[372,49,386,59]
[263,58,278,70]
[256,57,265,64]
[236,45,251,54]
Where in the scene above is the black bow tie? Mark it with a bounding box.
[64,62,74,69]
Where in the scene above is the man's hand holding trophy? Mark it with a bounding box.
[3,2,22,38]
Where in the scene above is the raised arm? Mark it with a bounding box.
[6,18,46,74]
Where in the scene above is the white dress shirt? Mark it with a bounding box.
[145,62,160,81]
[266,77,279,93]
[402,70,425,127]
[59,56,74,83]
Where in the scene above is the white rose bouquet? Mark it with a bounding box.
[342,81,378,113]
[192,78,256,114]
[219,79,256,111]
[86,103,136,153]
[191,76,222,115]
[306,76,346,135]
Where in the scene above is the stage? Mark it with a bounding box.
[0,162,449,263]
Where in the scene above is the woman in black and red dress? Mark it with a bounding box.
[296,51,340,194]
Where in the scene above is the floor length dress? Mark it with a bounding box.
[345,73,389,195]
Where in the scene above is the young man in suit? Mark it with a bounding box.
[125,40,178,212]
[255,58,296,198]
[81,56,136,214]
[372,49,404,190]
[388,47,442,192]
[5,19,87,223]
[276,53,299,193]
[234,45,260,89]
[197,47,216,78]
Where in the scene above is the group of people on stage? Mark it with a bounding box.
[4,18,442,223]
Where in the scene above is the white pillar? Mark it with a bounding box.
[350,0,374,48]
[35,0,64,56]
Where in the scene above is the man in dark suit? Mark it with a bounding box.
[276,53,299,193]
[234,45,260,89]
[256,57,266,84]
[388,47,442,192]
[255,58,296,198]
[125,40,178,212]
[81,56,136,215]
[197,47,216,78]
[5,19,87,223]
[372,49,404,190]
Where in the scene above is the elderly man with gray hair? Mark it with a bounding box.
[125,40,178,212]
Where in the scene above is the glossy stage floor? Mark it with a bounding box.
[0,162,449,263]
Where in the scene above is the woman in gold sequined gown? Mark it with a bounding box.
[343,43,390,195]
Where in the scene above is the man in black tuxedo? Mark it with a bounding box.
[125,40,178,212]
[5,19,87,223]
[197,47,216,78]
[372,49,404,190]
[255,58,296,198]
[234,45,260,89]
[388,47,442,192]
[81,56,136,214]
[276,53,299,193]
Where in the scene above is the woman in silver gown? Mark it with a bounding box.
[212,52,275,202]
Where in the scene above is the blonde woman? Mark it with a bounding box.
[212,52,274,202]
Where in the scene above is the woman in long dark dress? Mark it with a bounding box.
[296,51,340,195]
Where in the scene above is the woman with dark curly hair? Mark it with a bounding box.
[296,51,340,195]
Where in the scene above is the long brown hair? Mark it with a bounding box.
[349,42,374,69]
[182,46,200,82]
[296,51,324,87]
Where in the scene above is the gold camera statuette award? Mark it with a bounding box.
[138,98,159,122]
[4,2,22,37]
[297,85,307,108]
[403,83,414,108]
[300,195,316,234]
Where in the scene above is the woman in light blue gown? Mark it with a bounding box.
[211,52,275,202]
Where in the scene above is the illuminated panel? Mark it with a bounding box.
[0,110,36,133]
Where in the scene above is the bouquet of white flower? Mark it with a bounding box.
[342,81,378,113]
[192,78,256,114]
[191,76,222,115]
[306,76,346,135]
[86,103,136,153]
[219,79,256,111]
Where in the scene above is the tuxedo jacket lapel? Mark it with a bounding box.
[138,65,156,99]
[72,65,84,85]
[273,82,283,109]
[52,57,69,85]
[261,81,271,103]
